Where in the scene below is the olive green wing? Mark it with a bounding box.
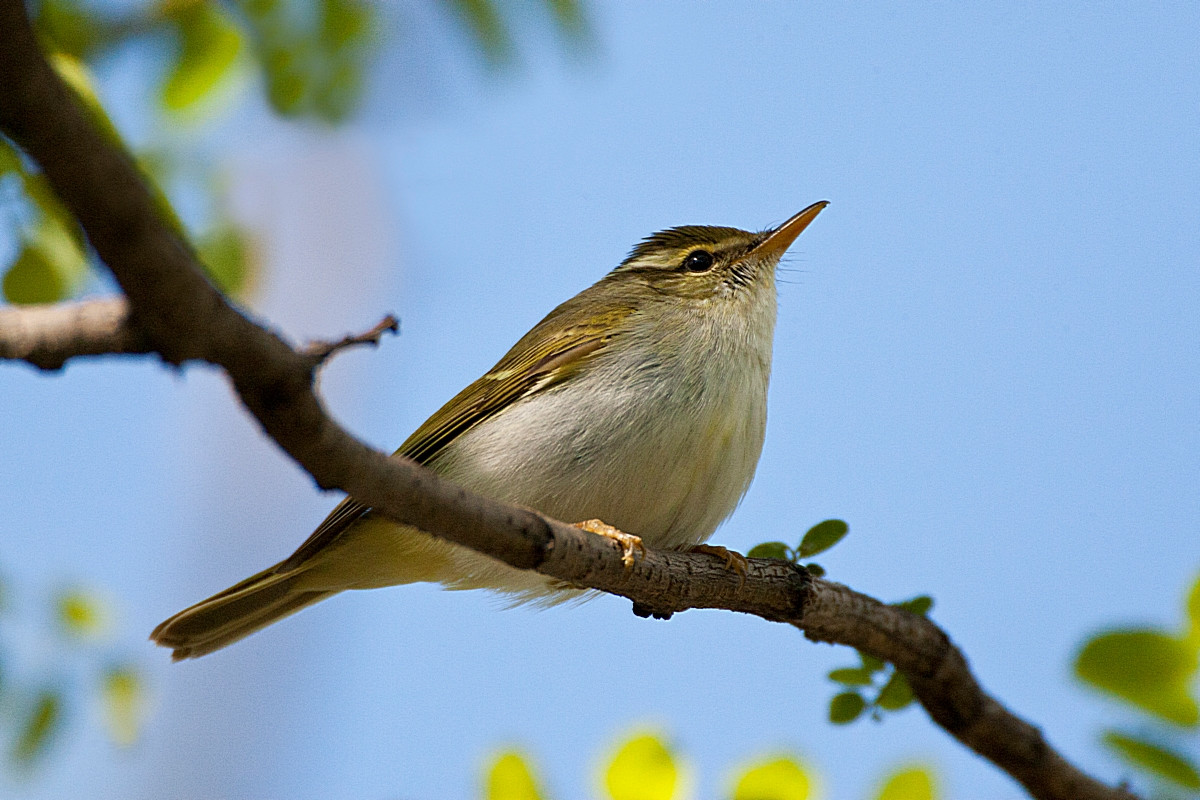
[279,303,635,570]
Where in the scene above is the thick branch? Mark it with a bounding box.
[0,297,149,369]
[0,4,1136,800]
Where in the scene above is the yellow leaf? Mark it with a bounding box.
[604,732,679,800]
[485,751,544,800]
[876,766,937,800]
[161,3,245,114]
[55,587,109,639]
[102,666,148,747]
[731,756,812,800]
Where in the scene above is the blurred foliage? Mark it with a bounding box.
[0,577,148,770]
[3,0,586,306]
[482,730,938,800]
[1074,571,1200,795]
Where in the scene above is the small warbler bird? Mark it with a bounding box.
[153,201,827,659]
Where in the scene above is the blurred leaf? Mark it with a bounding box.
[262,46,307,115]
[828,668,875,686]
[797,520,848,559]
[861,652,886,672]
[34,0,96,59]
[3,211,88,305]
[747,542,791,561]
[320,0,370,49]
[0,136,23,174]
[101,665,147,746]
[56,587,109,640]
[893,596,934,617]
[829,692,865,724]
[1102,730,1200,789]
[313,58,362,122]
[804,563,825,578]
[1188,573,1200,645]
[876,766,938,800]
[1075,629,1199,726]
[876,671,915,711]
[543,0,586,38]
[732,755,812,800]
[198,223,253,296]
[4,245,67,304]
[445,0,510,64]
[161,2,245,113]
[604,732,678,800]
[486,751,544,800]
[11,690,63,765]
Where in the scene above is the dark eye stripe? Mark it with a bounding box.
[682,249,714,272]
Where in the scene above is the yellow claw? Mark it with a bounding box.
[574,519,645,570]
[688,544,749,584]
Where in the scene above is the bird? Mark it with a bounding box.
[152,201,828,659]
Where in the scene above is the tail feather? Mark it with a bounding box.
[151,565,335,661]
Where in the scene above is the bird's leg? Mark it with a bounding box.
[687,544,749,583]
[574,519,645,569]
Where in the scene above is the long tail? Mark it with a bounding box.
[150,564,336,661]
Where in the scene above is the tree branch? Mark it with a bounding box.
[0,3,1137,799]
[0,297,149,369]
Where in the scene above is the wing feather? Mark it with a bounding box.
[280,300,636,570]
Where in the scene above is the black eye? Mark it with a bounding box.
[682,249,714,272]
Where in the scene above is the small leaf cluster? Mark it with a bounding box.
[0,575,148,769]
[747,519,850,578]
[483,728,938,799]
[1074,571,1200,794]
[827,596,934,725]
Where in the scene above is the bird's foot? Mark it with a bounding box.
[688,544,749,584]
[574,519,645,570]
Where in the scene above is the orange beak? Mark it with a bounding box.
[751,200,829,259]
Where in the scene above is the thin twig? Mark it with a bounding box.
[301,313,399,367]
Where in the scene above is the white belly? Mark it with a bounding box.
[428,328,772,598]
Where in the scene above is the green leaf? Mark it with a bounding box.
[4,245,67,304]
[893,596,934,616]
[1075,629,1199,726]
[797,520,849,559]
[56,587,109,639]
[828,668,875,686]
[876,766,938,800]
[198,224,252,296]
[732,756,812,800]
[829,691,865,724]
[875,671,915,711]
[486,750,544,800]
[445,0,511,65]
[320,0,371,49]
[162,3,245,113]
[101,665,146,747]
[1102,730,1200,789]
[11,690,63,764]
[0,136,23,174]
[803,563,826,578]
[747,542,791,561]
[1187,573,1200,646]
[604,732,678,800]
[860,652,886,672]
[543,0,587,38]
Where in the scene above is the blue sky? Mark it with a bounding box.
[2,3,1198,799]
